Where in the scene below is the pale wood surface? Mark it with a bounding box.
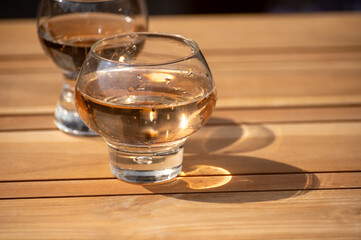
[0,122,360,181]
[0,13,360,239]
[1,106,361,131]
[0,190,360,240]
[1,13,361,113]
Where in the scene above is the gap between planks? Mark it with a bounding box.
[0,121,360,181]
[1,45,361,60]
[0,172,360,199]
[1,105,361,131]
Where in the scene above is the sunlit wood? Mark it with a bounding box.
[0,13,360,240]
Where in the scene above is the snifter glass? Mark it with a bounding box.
[75,33,217,183]
[37,0,148,135]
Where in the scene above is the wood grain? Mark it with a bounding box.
[0,189,360,239]
[1,61,361,114]
[0,172,359,199]
[1,14,360,114]
[1,13,361,240]
[0,114,55,131]
[1,106,361,131]
[150,13,361,50]
[1,13,360,55]
[0,72,61,114]
[1,50,361,74]
[0,122,360,181]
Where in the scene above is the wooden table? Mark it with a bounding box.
[0,13,361,239]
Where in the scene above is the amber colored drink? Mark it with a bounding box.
[38,12,145,79]
[75,69,216,146]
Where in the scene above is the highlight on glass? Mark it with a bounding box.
[75,32,217,183]
[37,0,148,136]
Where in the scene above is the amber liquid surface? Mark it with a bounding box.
[75,69,216,146]
[38,12,145,79]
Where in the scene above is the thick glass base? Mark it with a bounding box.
[108,142,184,183]
[110,164,182,184]
[54,80,97,136]
[54,103,97,136]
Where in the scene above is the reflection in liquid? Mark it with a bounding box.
[119,56,125,62]
[179,165,232,190]
[145,72,174,82]
[180,113,188,129]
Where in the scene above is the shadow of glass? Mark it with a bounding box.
[185,118,275,154]
[143,155,319,203]
[142,117,319,203]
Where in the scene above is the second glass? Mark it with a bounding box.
[37,0,148,135]
[75,33,217,183]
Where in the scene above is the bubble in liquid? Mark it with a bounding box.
[137,74,142,80]
[136,84,145,91]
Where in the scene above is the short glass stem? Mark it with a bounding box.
[54,78,97,136]
[107,141,184,183]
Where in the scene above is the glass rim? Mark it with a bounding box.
[89,32,200,67]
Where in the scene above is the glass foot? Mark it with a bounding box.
[110,164,182,184]
[108,143,184,183]
[54,103,97,136]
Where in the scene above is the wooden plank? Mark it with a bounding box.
[0,189,360,239]
[1,50,361,74]
[0,72,61,114]
[0,172,360,199]
[0,14,360,114]
[1,106,361,131]
[1,13,360,55]
[1,65,361,114]
[209,106,361,124]
[0,57,57,74]
[0,114,55,131]
[0,122,360,181]
[150,13,361,50]
[0,20,42,56]
[214,68,361,108]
